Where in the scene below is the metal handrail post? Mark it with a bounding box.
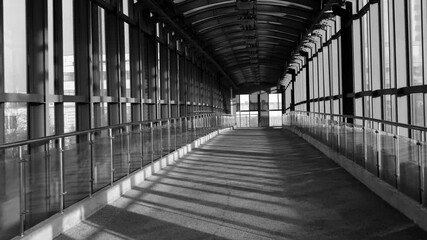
[417,139,425,205]
[88,133,94,198]
[150,122,154,163]
[395,127,401,190]
[19,146,26,236]
[140,123,144,169]
[126,126,131,175]
[159,121,163,157]
[108,128,114,185]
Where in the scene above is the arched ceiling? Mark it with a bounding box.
[144,0,338,94]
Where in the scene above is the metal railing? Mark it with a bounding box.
[283,111,427,209]
[0,114,234,240]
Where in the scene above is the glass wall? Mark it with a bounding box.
[0,1,233,239]
[236,93,282,127]
[283,0,427,137]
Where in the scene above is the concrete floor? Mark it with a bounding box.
[56,128,427,240]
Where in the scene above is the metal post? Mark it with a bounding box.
[343,117,347,156]
[192,116,195,141]
[18,146,26,236]
[351,123,356,162]
[88,133,94,198]
[417,139,424,205]
[194,116,197,139]
[376,128,381,178]
[423,132,427,206]
[58,138,66,212]
[167,119,171,154]
[140,123,144,169]
[184,117,188,144]
[126,126,131,175]
[362,125,366,169]
[174,119,177,150]
[158,121,162,157]
[394,127,400,190]
[150,122,154,163]
[108,128,114,185]
[179,118,183,148]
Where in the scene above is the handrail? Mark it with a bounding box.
[0,113,235,239]
[289,111,427,133]
[0,113,227,149]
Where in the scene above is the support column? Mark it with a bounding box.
[281,86,286,114]
[106,3,120,125]
[334,2,354,122]
[289,69,296,111]
[27,0,48,225]
[300,50,311,112]
[75,0,92,131]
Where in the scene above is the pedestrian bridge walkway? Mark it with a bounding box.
[56,129,427,240]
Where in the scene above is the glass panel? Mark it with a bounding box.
[101,102,109,127]
[124,23,131,98]
[365,128,378,175]
[129,125,142,173]
[4,0,27,93]
[48,0,54,95]
[24,143,61,229]
[249,111,258,127]
[382,0,391,89]
[410,0,423,86]
[63,0,75,95]
[240,95,249,111]
[98,7,108,97]
[260,110,269,127]
[339,123,346,155]
[92,130,111,192]
[64,103,76,133]
[125,103,132,123]
[354,125,364,167]
[176,119,183,149]
[112,128,129,181]
[411,93,424,126]
[398,137,421,202]
[170,120,177,151]
[142,124,152,166]
[188,118,196,142]
[161,121,170,156]
[122,0,129,15]
[0,147,21,239]
[48,104,55,136]
[269,111,282,127]
[5,103,28,143]
[63,135,91,208]
[345,124,355,160]
[153,122,162,160]
[379,131,397,187]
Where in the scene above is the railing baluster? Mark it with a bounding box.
[19,145,26,236]
[376,128,381,178]
[108,128,114,185]
[395,127,401,191]
[140,123,144,169]
[88,133,94,198]
[126,126,131,175]
[417,139,424,205]
[58,138,66,212]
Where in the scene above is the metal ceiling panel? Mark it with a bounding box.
[163,0,334,93]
